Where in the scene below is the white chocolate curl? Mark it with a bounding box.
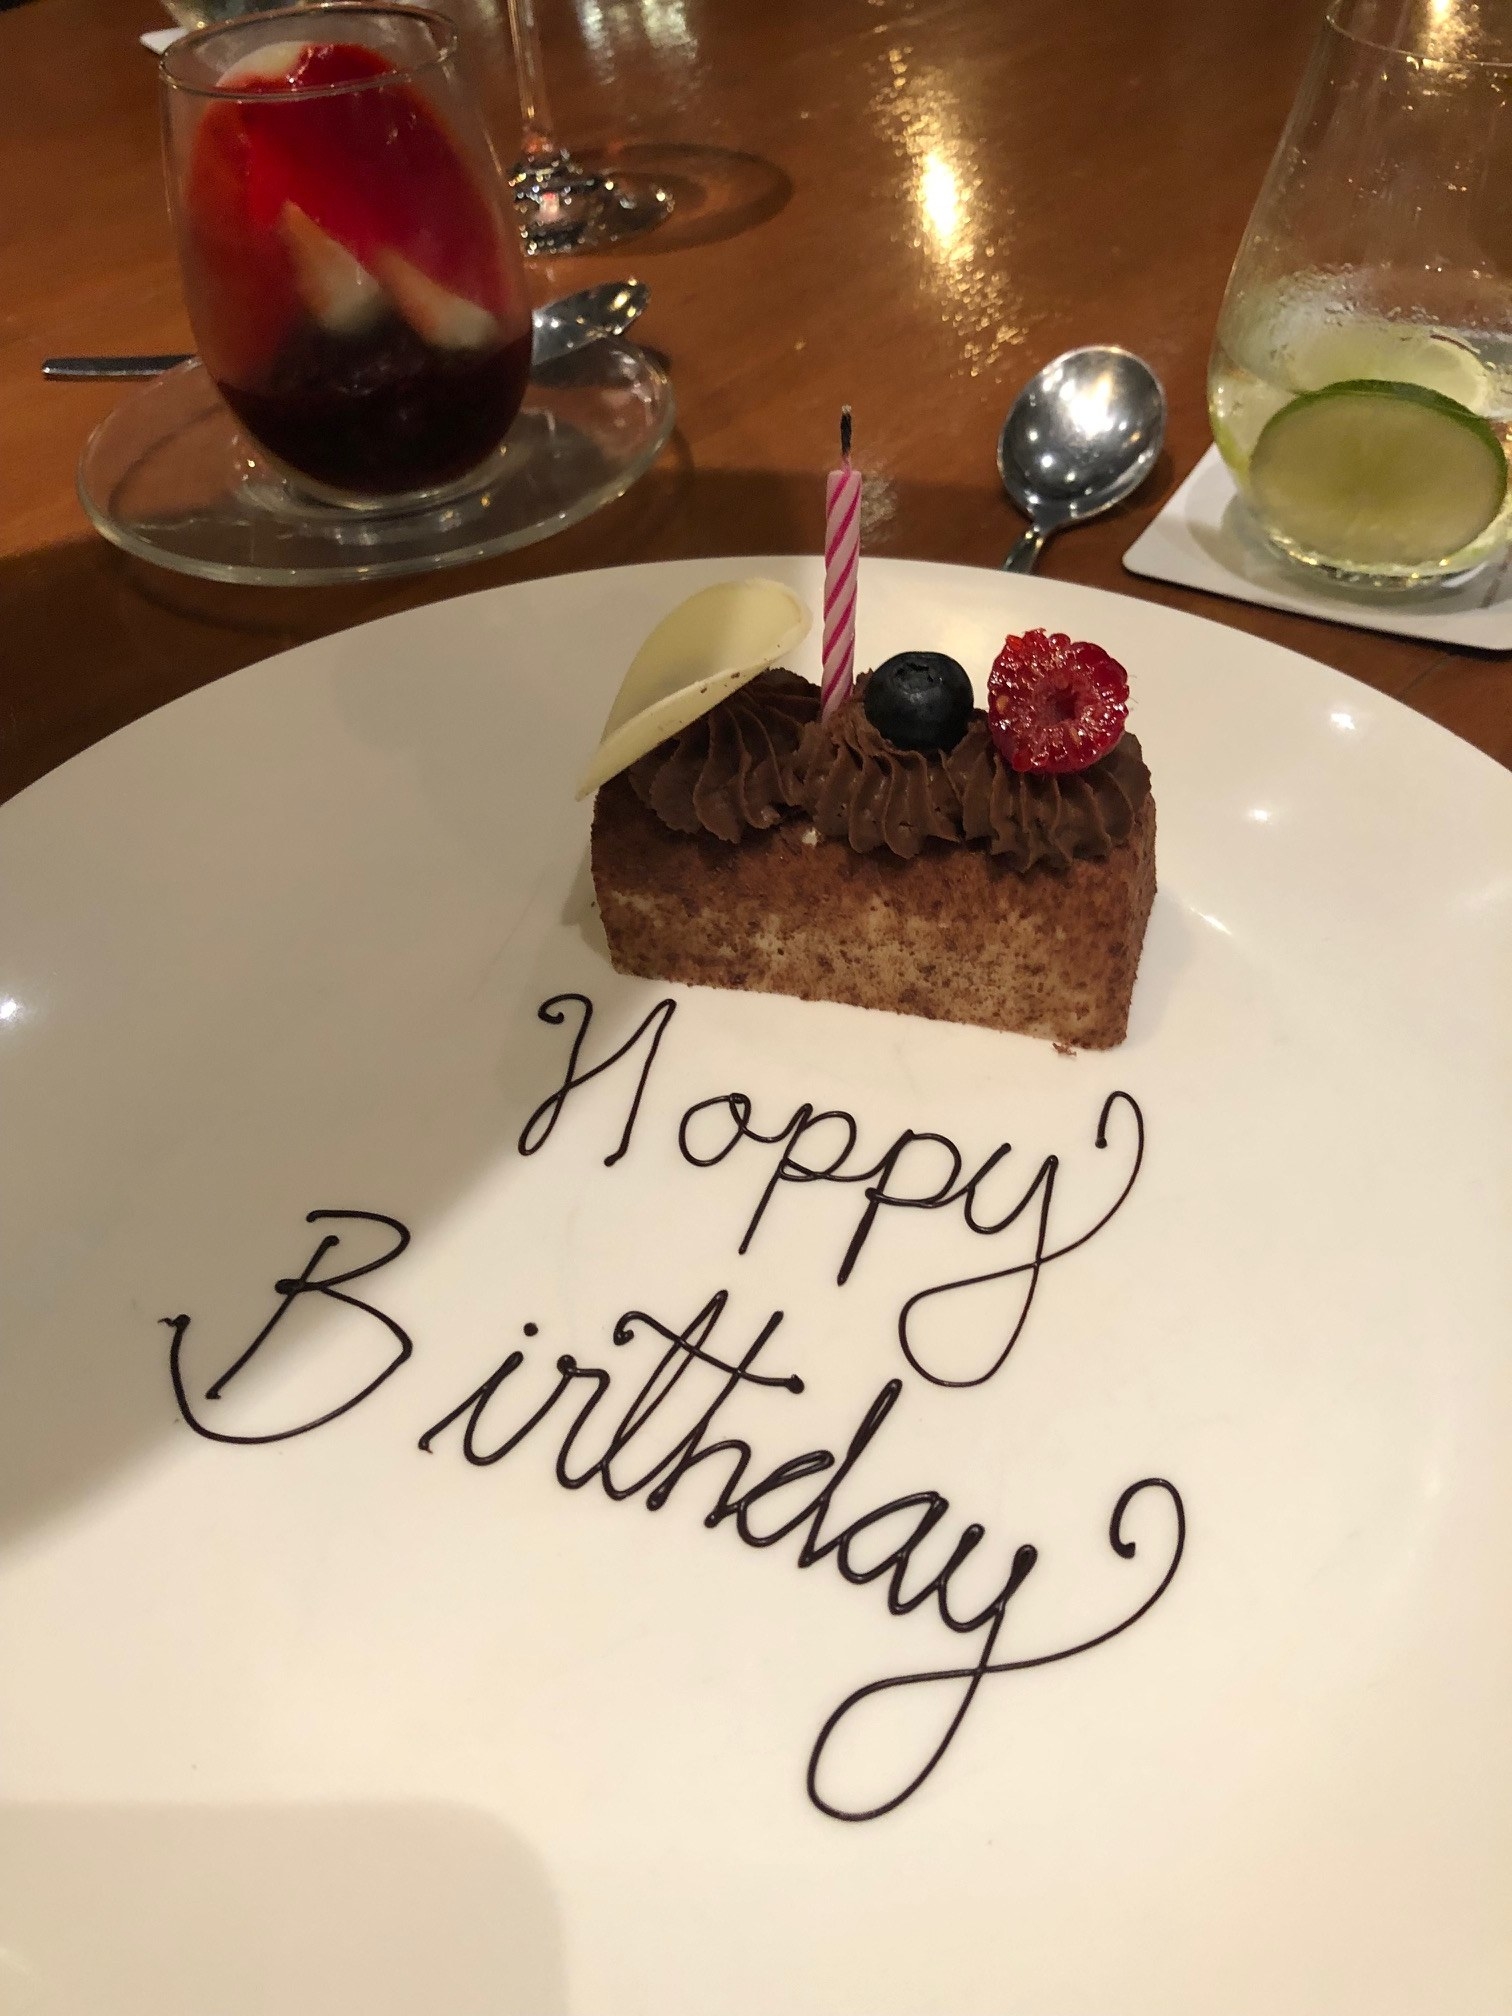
[575,580,812,799]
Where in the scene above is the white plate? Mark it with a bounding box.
[2,558,1509,2016]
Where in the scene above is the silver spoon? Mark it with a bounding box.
[40,277,650,381]
[532,277,648,366]
[997,346,1165,573]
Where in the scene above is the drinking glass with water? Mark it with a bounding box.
[1211,0,1512,588]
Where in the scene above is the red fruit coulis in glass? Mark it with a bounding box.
[185,43,530,495]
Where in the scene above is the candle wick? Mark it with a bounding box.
[840,404,853,470]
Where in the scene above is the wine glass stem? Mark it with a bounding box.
[504,0,562,161]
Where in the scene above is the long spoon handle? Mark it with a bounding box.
[1002,520,1052,573]
[42,354,192,380]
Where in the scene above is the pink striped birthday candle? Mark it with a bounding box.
[821,408,862,719]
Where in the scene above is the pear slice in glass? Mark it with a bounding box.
[576,579,812,799]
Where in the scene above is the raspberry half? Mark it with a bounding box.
[986,629,1129,774]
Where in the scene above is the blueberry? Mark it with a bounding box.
[863,651,974,752]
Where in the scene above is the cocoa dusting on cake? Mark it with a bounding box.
[592,774,1155,1048]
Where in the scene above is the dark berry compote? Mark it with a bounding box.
[182,40,532,498]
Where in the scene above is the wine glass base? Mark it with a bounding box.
[76,342,675,587]
[511,151,673,254]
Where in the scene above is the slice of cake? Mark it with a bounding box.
[596,705,1153,1056]
[580,584,1161,1048]
[593,684,1153,1048]
[582,592,1156,1049]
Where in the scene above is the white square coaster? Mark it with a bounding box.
[1123,444,1512,652]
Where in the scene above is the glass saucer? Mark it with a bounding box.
[76,338,676,586]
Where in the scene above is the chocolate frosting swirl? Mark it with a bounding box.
[793,684,1149,867]
[942,719,1150,871]
[626,668,819,843]
[625,670,1150,868]
[791,692,963,859]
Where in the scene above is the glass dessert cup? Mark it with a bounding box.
[1209,0,1512,592]
[160,3,534,514]
[100,4,676,582]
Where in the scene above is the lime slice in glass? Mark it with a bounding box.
[1291,322,1489,410]
[1249,378,1508,567]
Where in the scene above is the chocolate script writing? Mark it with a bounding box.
[162,993,1185,1823]
[521,991,1147,1388]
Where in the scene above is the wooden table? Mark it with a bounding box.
[2,0,1508,805]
